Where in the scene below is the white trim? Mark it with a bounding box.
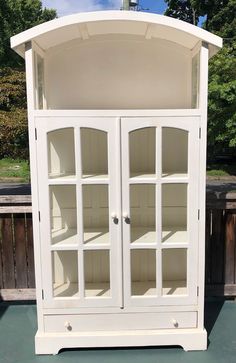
[33,109,201,118]
[11,11,222,58]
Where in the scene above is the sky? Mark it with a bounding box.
[41,0,167,17]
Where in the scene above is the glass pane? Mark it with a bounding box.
[52,251,79,297]
[131,249,156,296]
[192,52,200,108]
[83,185,109,246]
[48,128,75,179]
[162,184,187,244]
[81,128,108,178]
[130,184,156,244]
[50,185,77,247]
[162,128,188,177]
[84,250,110,297]
[162,249,187,296]
[35,53,44,109]
[130,127,155,178]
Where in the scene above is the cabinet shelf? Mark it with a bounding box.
[162,228,188,244]
[51,228,78,249]
[131,227,156,245]
[84,228,110,246]
[162,173,188,179]
[162,280,187,296]
[82,174,109,180]
[53,282,79,297]
[49,173,76,180]
[130,227,187,245]
[53,282,110,298]
[130,173,156,180]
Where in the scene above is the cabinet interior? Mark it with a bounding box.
[34,36,200,110]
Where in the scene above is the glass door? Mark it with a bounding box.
[36,117,122,308]
[121,117,199,306]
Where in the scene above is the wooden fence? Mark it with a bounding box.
[0,191,236,300]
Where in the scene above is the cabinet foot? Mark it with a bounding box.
[35,329,208,355]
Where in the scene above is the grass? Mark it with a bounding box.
[206,163,236,178]
[0,158,235,183]
[0,158,30,183]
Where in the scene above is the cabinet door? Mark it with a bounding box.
[121,117,199,306]
[36,117,122,308]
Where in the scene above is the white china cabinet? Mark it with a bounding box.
[11,11,222,354]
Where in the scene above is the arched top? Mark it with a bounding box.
[11,10,222,59]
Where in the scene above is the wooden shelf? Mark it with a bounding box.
[85,282,110,297]
[53,282,79,297]
[49,173,76,180]
[132,281,156,296]
[162,280,187,295]
[82,173,108,180]
[53,282,110,298]
[162,228,188,244]
[162,172,187,178]
[84,228,110,246]
[130,173,156,180]
[51,228,78,249]
[131,227,156,245]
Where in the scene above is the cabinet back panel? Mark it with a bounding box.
[46,37,190,109]
[130,184,155,227]
[129,128,155,175]
[83,185,109,228]
[48,128,75,177]
[162,128,188,174]
[81,128,108,176]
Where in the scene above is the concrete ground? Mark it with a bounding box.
[0,300,236,363]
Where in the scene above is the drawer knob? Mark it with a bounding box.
[64,321,72,331]
[172,319,178,328]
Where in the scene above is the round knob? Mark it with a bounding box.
[123,212,129,219]
[172,319,178,328]
[64,321,72,331]
[111,212,117,219]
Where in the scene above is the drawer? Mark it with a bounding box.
[44,312,197,332]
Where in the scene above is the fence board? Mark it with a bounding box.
[1,214,15,288]
[225,211,236,285]
[205,209,211,285]
[26,214,35,288]
[0,219,3,289]
[14,214,28,288]
[1,191,236,299]
[210,209,225,284]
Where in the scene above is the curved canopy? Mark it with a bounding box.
[11,10,222,58]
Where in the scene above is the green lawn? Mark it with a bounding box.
[0,158,235,183]
[206,163,236,178]
[0,158,30,183]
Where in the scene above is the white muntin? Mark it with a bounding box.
[11,11,222,355]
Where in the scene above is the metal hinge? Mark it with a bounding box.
[35,128,37,140]
[42,290,44,300]
[197,286,199,296]
[199,127,201,139]
[198,209,200,220]
[38,211,41,222]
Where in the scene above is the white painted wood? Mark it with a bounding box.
[36,117,122,309]
[10,11,222,58]
[35,328,207,354]
[13,13,222,353]
[44,311,197,332]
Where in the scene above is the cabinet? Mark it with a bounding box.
[11,11,222,354]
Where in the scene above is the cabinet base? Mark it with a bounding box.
[35,328,207,354]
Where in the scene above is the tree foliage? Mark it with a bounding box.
[165,0,236,158]
[0,1,57,159]
[0,0,56,68]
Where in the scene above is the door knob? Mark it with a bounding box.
[123,212,130,224]
[111,213,118,224]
